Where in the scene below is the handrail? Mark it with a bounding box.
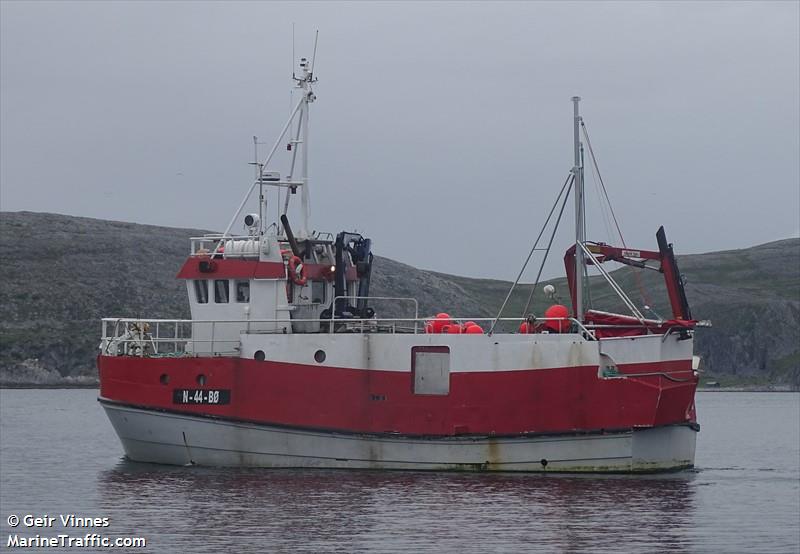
[97,315,627,359]
[330,295,420,334]
[101,316,586,326]
[608,370,695,383]
[189,235,261,257]
[100,316,594,347]
[331,296,419,319]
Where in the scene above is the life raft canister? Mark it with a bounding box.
[288,255,307,286]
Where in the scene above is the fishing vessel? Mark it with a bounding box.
[98,53,703,472]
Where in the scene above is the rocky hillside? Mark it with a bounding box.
[1,211,798,387]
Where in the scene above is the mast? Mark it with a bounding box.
[296,55,315,238]
[254,136,263,235]
[221,48,316,240]
[572,96,585,321]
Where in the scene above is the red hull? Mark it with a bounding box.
[98,355,697,436]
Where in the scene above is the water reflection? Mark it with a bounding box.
[4,391,795,552]
[98,461,698,553]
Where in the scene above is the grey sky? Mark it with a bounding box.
[2,1,798,280]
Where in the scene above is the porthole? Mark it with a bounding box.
[159,374,169,385]
[254,350,266,362]
[196,374,207,386]
[314,350,326,363]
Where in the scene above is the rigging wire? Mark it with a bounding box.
[488,172,574,335]
[520,175,575,317]
[579,145,592,311]
[586,148,615,244]
[581,120,652,308]
[581,122,625,245]
[585,152,616,310]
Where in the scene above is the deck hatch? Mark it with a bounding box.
[411,346,450,395]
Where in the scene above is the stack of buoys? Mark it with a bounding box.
[544,304,570,333]
[464,323,484,334]
[426,313,451,334]
[424,314,484,334]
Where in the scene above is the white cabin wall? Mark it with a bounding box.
[251,279,289,333]
[185,274,291,355]
[239,333,603,372]
[258,234,283,263]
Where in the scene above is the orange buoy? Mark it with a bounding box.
[465,324,483,334]
[544,304,570,332]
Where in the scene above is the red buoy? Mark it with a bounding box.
[447,324,463,334]
[519,321,533,334]
[431,313,451,333]
[465,324,483,334]
[544,304,570,332]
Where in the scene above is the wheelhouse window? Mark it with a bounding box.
[235,280,250,303]
[194,280,208,304]
[311,280,326,304]
[214,280,229,303]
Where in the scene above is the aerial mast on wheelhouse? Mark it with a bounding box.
[572,96,586,321]
[222,35,318,241]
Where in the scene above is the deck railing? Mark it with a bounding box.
[99,315,595,358]
[189,234,261,258]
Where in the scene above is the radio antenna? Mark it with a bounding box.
[310,30,319,77]
[291,23,296,79]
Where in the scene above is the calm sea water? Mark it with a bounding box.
[1,390,798,553]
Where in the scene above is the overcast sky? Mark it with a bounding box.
[2,1,798,280]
